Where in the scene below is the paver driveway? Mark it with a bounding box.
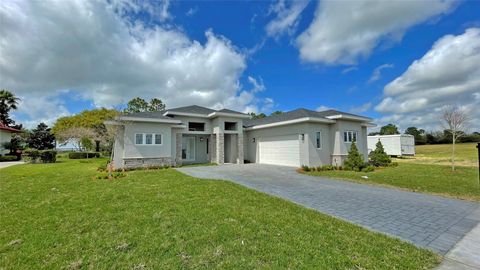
[177,164,480,255]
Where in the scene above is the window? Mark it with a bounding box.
[224,121,237,131]
[135,133,143,145]
[145,134,153,144]
[135,133,162,145]
[343,131,358,143]
[155,134,162,145]
[188,122,205,131]
[316,131,322,149]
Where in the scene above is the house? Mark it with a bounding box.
[367,134,415,157]
[0,122,21,155]
[107,105,375,169]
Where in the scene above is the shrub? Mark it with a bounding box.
[387,162,399,167]
[369,140,391,167]
[343,141,365,171]
[40,150,57,163]
[22,149,57,163]
[0,155,18,162]
[94,171,127,180]
[301,165,310,172]
[361,165,375,173]
[68,152,100,159]
[22,149,40,163]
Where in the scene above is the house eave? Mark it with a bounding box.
[326,114,373,122]
[208,112,250,119]
[244,117,336,131]
[117,116,182,124]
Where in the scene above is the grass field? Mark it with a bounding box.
[306,163,480,201]
[306,143,480,201]
[398,143,478,167]
[0,158,439,269]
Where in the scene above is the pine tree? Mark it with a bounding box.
[368,140,391,167]
[344,141,365,171]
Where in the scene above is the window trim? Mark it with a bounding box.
[343,130,358,143]
[134,133,163,146]
[315,131,322,149]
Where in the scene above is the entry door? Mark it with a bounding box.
[182,137,195,161]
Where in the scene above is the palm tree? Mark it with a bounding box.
[0,90,20,110]
[0,89,20,126]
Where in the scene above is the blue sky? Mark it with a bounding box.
[1,0,479,130]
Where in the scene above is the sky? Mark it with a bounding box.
[0,0,479,131]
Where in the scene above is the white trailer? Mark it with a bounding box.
[367,134,415,156]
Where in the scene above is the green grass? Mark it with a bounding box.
[305,163,480,201]
[0,158,439,269]
[399,143,478,167]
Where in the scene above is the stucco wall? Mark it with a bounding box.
[330,120,368,163]
[244,123,309,165]
[0,130,12,155]
[123,122,172,159]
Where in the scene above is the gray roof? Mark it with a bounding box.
[166,105,247,116]
[243,108,371,127]
[120,111,172,120]
[122,105,247,119]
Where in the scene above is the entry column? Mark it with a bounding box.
[237,133,244,164]
[216,132,224,164]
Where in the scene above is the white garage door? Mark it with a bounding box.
[258,135,300,167]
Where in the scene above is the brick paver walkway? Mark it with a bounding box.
[177,164,480,254]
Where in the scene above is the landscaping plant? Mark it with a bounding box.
[369,140,391,167]
[343,141,365,172]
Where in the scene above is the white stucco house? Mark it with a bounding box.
[0,122,21,155]
[107,105,375,169]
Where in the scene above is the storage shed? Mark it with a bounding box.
[367,134,415,157]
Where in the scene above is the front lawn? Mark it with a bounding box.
[305,163,480,201]
[0,159,439,269]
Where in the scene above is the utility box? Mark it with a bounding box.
[367,134,415,157]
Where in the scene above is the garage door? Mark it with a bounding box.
[258,135,300,167]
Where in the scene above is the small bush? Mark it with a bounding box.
[40,150,57,163]
[344,141,365,171]
[68,152,100,159]
[361,165,375,173]
[301,165,310,172]
[22,149,57,163]
[0,155,18,162]
[369,140,391,167]
[94,171,127,180]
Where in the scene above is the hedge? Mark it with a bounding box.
[23,149,57,163]
[0,155,18,162]
[68,152,100,159]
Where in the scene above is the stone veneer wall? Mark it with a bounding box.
[123,157,173,169]
[216,133,224,164]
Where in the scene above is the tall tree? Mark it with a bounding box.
[270,111,283,116]
[53,108,119,151]
[442,106,470,171]
[248,112,266,119]
[27,123,55,150]
[404,127,426,145]
[379,124,400,135]
[0,89,20,127]
[123,97,166,113]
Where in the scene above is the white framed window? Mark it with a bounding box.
[134,133,162,145]
[316,131,322,149]
[343,131,358,143]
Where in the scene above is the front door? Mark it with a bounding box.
[182,136,195,161]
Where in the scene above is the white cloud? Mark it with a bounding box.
[0,0,270,125]
[296,0,455,65]
[186,7,198,17]
[375,28,480,130]
[316,105,332,112]
[368,64,394,83]
[350,102,372,113]
[341,66,358,74]
[266,0,309,38]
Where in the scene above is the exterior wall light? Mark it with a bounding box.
[252,138,256,143]
[301,134,305,142]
